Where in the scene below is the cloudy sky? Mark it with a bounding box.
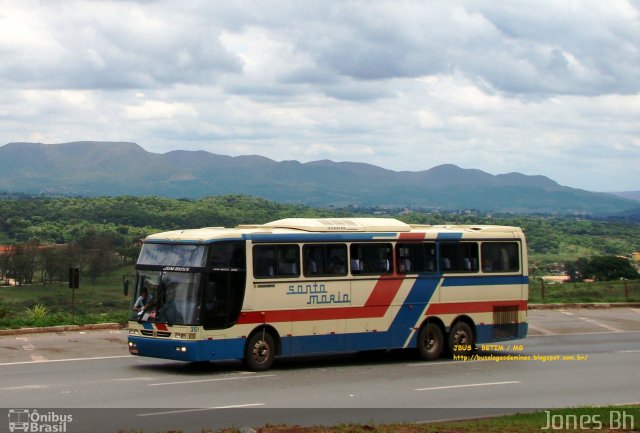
[1,1,639,192]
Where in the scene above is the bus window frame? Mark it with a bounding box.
[438,241,479,274]
[480,241,522,274]
[349,242,393,276]
[252,243,301,279]
[395,242,438,274]
[303,243,348,278]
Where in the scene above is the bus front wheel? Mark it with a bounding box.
[417,322,444,361]
[244,330,275,371]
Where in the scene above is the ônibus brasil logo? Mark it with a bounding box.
[8,409,73,433]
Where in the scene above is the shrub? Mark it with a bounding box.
[25,304,48,321]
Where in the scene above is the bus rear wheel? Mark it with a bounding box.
[417,322,444,361]
[244,330,275,371]
[448,321,474,357]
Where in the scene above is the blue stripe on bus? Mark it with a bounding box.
[129,274,527,362]
[436,233,463,241]
[129,336,245,362]
[130,321,528,362]
[388,275,440,348]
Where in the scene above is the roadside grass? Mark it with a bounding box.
[1,264,639,329]
[121,406,640,433]
[529,278,640,304]
[0,265,132,329]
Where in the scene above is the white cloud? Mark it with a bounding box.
[125,100,198,121]
[0,0,639,191]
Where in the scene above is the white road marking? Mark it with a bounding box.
[17,337,36,351]
[526,329,640,338]
[0,355,131,367]
[1,384,48,391]
[415,380,520,391]
[110,377,156,382]
[554,310,626,333]
[617,349,640,353]
[137,403,265,417]
[527,323,556,336]
[148,374,275,387]
[406,359,491,367]
[576,316,623,333]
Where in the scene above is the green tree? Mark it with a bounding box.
[83,233,117,283]
[584,256,640,281]
[565,257,589,282]
[40,246,68,284]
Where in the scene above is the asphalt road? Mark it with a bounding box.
[1,308,639,432]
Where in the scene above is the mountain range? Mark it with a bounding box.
[1,141,638,215]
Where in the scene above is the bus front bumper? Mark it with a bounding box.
[128,336,245,362]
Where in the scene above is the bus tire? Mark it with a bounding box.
[448,321,474,356]
[244,330,275,371]
[417,322,444,361]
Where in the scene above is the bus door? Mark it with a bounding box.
[202,242,246,330]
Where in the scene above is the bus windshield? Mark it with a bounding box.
[137,244,207,268]
[132,270,201,325]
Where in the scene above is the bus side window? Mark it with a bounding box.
[253,244,300,278]
[350,243,392,275]
[396,242,437,273]
[275,245,300,277]
[481,242,520,273]
[396,245,412,273]
[439,242,479,273]
[303,244,347,277]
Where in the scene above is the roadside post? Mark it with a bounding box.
[69,267,80,318]
[624,281,629,301]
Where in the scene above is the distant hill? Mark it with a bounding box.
[613,191,640,202]
[0,141,637,214]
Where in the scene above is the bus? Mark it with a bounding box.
[127,218,528,370]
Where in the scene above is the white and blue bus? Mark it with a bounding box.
[127,218,528,370]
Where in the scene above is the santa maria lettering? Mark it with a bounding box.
[287,283,351,305]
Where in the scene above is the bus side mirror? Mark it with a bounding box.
[124,280,129,296]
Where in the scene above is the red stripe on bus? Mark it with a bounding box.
[237,304,393,324]
[364,275,404,307]
[399,233,426,240]
[425,300,528,316]
[238,276,406,325]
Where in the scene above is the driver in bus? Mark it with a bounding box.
[133,288,151,314]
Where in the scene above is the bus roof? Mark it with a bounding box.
[144,218,524,243]
[260,218,412,232]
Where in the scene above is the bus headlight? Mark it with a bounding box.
[175,346,187,353]
[128,342,139,354]
[129,329,139,335]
